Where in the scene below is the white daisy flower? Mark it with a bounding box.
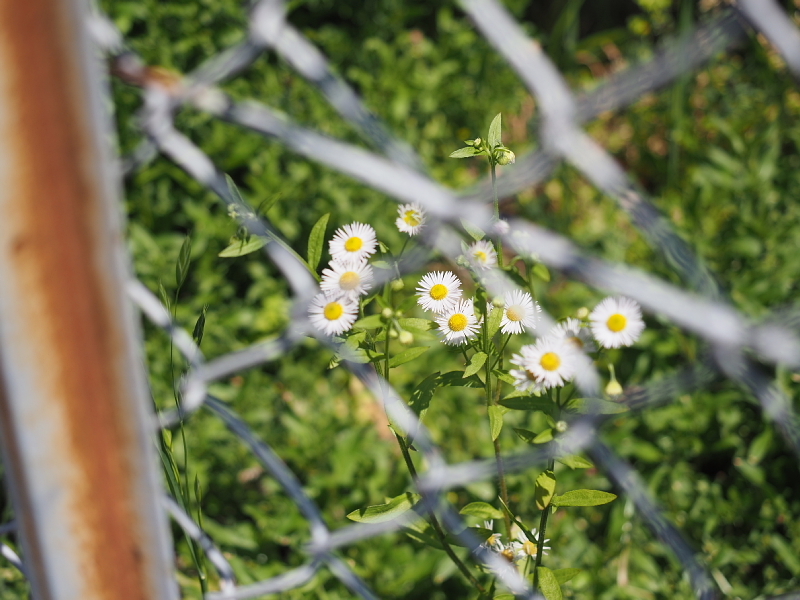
[416,271,462,313]
[510,346,545,394]
[328,222,378,264]
[510,527,550,559]
[467,240,497,270]
[518,337,577,389]
[320,259,374,300]
[308,293,358,336]
[395,203,425,235]
[552,317,596,352]
[436,299,480,346]
[478,520,502,549]
[499,290,541,334]
[589,296,645,349]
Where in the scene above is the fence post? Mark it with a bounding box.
[0,0,178,599]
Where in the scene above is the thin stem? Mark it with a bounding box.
[395,434,487,595]
[489,333,512,371]
[490,162,504,269]
[532,460,553,589]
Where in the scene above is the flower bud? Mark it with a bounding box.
[398,331,414,345]
[492,296,505,308]
[381,307,394,319]
[576,307,590,319]
[472,137,482,148]
[555,420,568,433]
[495,147,516,165]
[389,328,399,338]
[605,380,623,397]
[390,279,405,291]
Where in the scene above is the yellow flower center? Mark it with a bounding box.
[323,302,344,321]
[501,549,516,563]
[403,210,421,226]
[429,283,448,300]
[522,540,537,556]
[473,250,487,263]
[506,306,523,322]
[540,352,561,371]
[607,313,627,332]
[568,335,584,349]
[339,271,360,290]
[448,313,468,332]
[344,236,363,252]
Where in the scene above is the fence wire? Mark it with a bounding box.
[6,1,800,598]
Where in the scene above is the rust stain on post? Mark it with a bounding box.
[0,1,175,599]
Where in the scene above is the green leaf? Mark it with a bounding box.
[464,352,488,378]
[551,489,617,507]
[771,535,800,576]
[487,305,504,338]
[488,113,502,148]
[747,428,773,465]
[460,218,485,241]
[459,502,504,520]
[389,347,429,368]
[499,396,556,413]
[488,405,508,441]
[553,568,581,585]
[409,372,440,420]
[494,595,515,600]
[307,213,330,272]
[192,306,207,346]
[218,236,267,258]
[176,235,192,289]
[567,398,629,414]
[535,470,557,510]
[533,428,554,444]
[440,371,483,387]
[533,262,551,282]
[397,317,435,331]
[353,314,385,329]
[537,567,563,600]
[513,428,537,443]
[557,455,594,470]
[449,146,482,158]
[493,370,515,385]
[347,492,421,523]
[158,281,171,313]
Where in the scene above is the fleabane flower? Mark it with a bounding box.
[510,527,550,559]
[499,290,541,334]
[395,203,425,235]
[589,296,645,349]
[518,337,577,389]
[510,346,545,394]
[328,222,377,264]
[308,293,358,336]
[467,240,497,271]
[416,271,462,313]
[436,299,479,345]
[320,259,373,300]
[553,317,596,352]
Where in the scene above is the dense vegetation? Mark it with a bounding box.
[4,0,800,598]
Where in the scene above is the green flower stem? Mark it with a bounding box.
[490,162,504,269]
[394,429,487,594]
[532,458,555,590]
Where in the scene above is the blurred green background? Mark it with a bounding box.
[2,0,797,598]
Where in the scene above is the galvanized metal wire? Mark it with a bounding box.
[12,1,795,598]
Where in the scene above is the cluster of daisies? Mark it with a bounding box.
[416,270,541,345]
[415,267,645,392]
[510,296,644,393]
[480,521,550,565]
[308,222,378,336]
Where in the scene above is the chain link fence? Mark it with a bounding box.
[4,0,800,598]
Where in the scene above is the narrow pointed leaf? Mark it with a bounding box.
[460,219,485,241]
[176,235,192,289]
[459,502,504,520]
[487,305,504,338]
[557,455,594,470]
[409,372,440,420]
[535,470,557,510]
[389,346,429,368]
[533,262,551,282]
[449,146,481,158]
[537,567,563,600]
[553,568,581,585]
[499,396,556,413]
[568,398,629,414]
[347,492,421,523]
[353,314,384,329]
[488,405,507,441]
[440,371,483,387]
[218,236,266,257]
[533,428,554,444]
[551,490,617,507]
[488,113,502,148]
[397,317,436,331]
[307,212,330,271]
[464,352,488,378]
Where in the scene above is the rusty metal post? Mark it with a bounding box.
[0,1,178,599]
